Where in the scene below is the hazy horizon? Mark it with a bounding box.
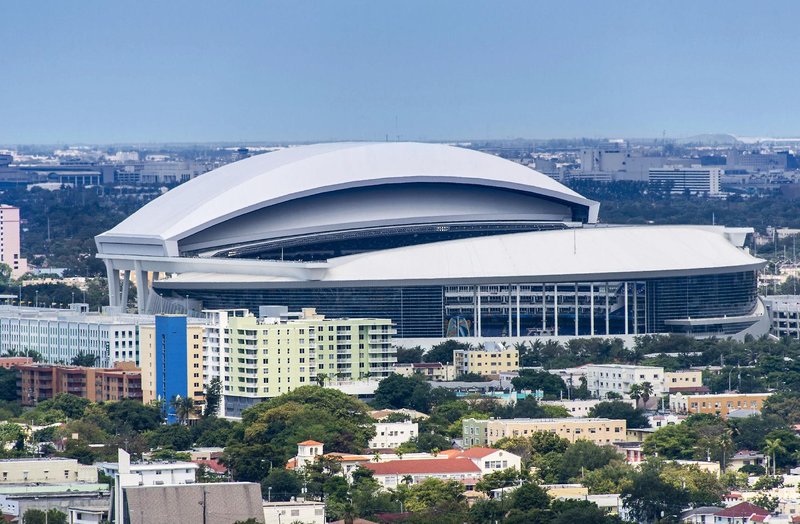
[3,1,800,144]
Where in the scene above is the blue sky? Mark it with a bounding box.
[1,1,799,143]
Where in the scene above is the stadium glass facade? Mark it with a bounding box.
[160,270,758,339]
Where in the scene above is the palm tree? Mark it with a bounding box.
[640,381,654,408]
[372,451,382,463]
[764,437,786,475]
[628,384,642,407]
[401,475,413,486]
[170,395,196,425]
[315,373,327,387]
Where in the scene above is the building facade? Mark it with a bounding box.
[664,370,704,392]
[393,362,456,381]
[0,205,27,279]
[462,417,627,447]
[202,307,396,418]
[670,392,771,419]
[584,364,665,400]
[649,167,722,196]
[139,315,205,422]
[368,421,418,450]
[764,295,800,338]
[0,458,97,484]
[0,305,150,367]
[453,343,519,377]
[17,362,142,406]
[540,398,637,418]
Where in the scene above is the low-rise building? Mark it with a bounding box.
[712,501,769,523]
[364,458,481,489]
[453,447,522,475]
[584,364,665,401]
[670,392,771,419]
[96,460,197,486]
[664,370,704,392]
[648,413,687,429]
[0,484,109,520]
[68,506,109,524]
[17,362,142,406]
[369,421,418,450]
[263,500,325,524]
[393,362,456,381]
[462,417,627,447]
[453,342,519,377]
[729,451,767,472]
[0,458,97,484]
[541,398,636,418]
[0,357,32,369]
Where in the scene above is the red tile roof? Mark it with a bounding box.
[298,440,323,446]
[457,447,499,459]
[193,459,228,474]
[715,502,769,518]
[365,458,481,476]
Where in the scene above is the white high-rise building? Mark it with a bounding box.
[648,167,722,196]
[0,205,27,279]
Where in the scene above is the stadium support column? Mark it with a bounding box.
[476,288,482,338]
[507,286,512,337]
[134,261,150,314]
[120,270,131,310]
[515,285,521,337]
[633,283,638,335]
[542,286,546,333]
[105,260,120,307]
[605,283,610,335]
[574,283,579,336]
[624,282,630,335]
[554,284,559,336]
[590,283,595,336]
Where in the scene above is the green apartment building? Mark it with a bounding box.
[204,306,396,417]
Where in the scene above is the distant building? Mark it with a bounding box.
[368,421,418,450]
[0,484,109,521]
[664,370,705,393]
[97,459,197,487]
[122,483,263,524]
[670,392,771,419]
[540,398,636,418]
[0,206,27,278]
[648,167,722,196]
[0,304,151,367]
[764,295,800,338]
[0,458,97,484]
[0,357,32,369]
[364,458,481,490]
[17,362,142,406]
[453,342,519,377]
[583,364,665,401]
[462,417,627,447]
[393,362,456,381]
[263,500,325,524]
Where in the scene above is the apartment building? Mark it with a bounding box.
[584,364,665,400]
[17,362,142,406]
[393,362,456,381]
[0,304,152,367]
[139,315,206,422]
[462,417,627,447]
[0,205,28,279]
[670,392,771,419]
[203,307,396,418]
[664,370,705,392]
[541,399,636,418]
[368,421,418,450]
[0,458,97,484]
[453,342,519,377]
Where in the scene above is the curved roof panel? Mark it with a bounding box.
[97,142,598,257]
[153,226,765,288]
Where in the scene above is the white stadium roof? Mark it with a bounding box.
[154,225,765,289]
[97,142,598,258]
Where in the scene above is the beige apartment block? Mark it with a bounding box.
[453,343,519,377]
[0,458,97,484]
[670,392,771,419]
[462,417,626,447]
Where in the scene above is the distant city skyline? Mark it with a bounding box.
[3,1,800,144]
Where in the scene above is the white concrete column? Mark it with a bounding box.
[574,283,579,336]
[516,285,521,337]
[633,282,638,335]
[605,283,610,335]
[134,262,150,314]
[589,283,595,336]
[554,284,559,336]
[120,270,131,310]
[105,260,120,307]
[624,282,630,335]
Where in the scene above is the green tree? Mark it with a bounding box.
[423,340,470,364]
[170,395,196,425]
[70,352,98,367]
[22,508,67,524]
[261,468,302,501]
[396,346,424,364]
[622,461,689,524]
[148,424,192,451]
[372,374,432,412]
[511,370,567,399]
[588,401,649,429]
[642,424,696,460]
[510,482,550,512]
[751,493,779,513]
[475,467,526,494]
[203,377,222,418]
[401,478,465,512]
[103,399,162,432]
[0,368,18,401]
[558,441,621,483]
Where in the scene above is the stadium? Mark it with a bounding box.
[96,142,768,340]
